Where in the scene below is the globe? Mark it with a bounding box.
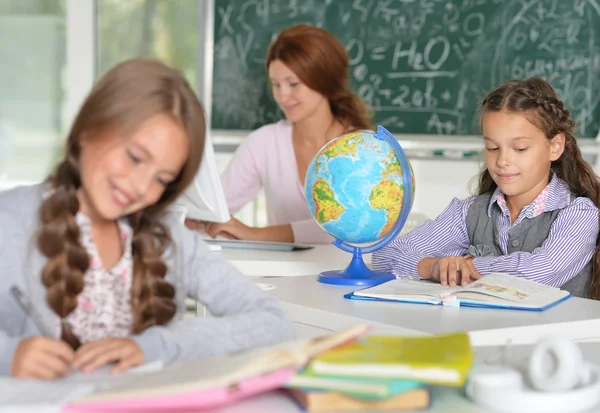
[304,125,415,286]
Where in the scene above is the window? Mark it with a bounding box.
[0,0,66,186]
[97,0,198,89]
[96,0,261,226]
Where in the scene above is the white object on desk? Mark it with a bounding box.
[256,283,276,291]
[467,338,600,413]
[208,243,222,252]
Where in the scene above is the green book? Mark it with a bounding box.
[287,369,423,400]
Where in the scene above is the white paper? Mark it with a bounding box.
[60,359,164,386]
[0,378,95,406]
[0,360,164,409]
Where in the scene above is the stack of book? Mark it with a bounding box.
[284,332,475,412]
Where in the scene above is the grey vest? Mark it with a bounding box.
[465,193,591,298]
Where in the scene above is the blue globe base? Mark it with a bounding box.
[317,248,395,287]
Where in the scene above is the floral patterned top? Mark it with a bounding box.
[61,213,134,343]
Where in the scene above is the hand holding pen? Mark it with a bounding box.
[9,286,75,380]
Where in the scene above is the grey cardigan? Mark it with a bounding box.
[0,184,295,376]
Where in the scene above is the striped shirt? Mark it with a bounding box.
[372,175,599,287]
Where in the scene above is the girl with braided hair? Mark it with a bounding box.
[373,77,600,299]
[0,58,293,380]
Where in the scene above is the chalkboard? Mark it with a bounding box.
[211,0,600,137]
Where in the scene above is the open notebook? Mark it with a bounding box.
[345,273,572,311]
[63,324,370,412]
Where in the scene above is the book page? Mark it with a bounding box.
[59,360,165,386]
[74,348,273,402]
[456,273,567,307]
[74,325,369,403]
[0,378,95,406]
[0,362,163,408]
[353,279,462,301]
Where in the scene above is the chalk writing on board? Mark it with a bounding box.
[212,0,600,137]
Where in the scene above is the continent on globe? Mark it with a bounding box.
[313,177,345,224]
[369,179,402,238]
[319,132,366,163]
[305,129,414,244]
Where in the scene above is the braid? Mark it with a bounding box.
[534,96,576,133]
[38,154,89,349]
[128,212,176,333]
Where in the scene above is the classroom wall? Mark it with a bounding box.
[410,159,480,219]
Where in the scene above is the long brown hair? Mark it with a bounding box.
[477,77,600,299]
[265,24,373,131]
[38,59,206,348]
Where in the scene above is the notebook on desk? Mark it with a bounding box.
[345,273,571,311]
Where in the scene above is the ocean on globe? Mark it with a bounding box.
[305,130,414,244]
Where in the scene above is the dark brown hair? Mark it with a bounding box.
[477,77,600,299]
[265,24,373,131]
[38,59,206,348]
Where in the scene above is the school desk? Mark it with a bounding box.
[259,274,600,347]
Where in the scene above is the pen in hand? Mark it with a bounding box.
[10,286,76,379]
[10,285,54,337]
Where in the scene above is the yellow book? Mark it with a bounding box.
[308,332,473,386]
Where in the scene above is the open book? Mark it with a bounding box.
[345,273,571,311]
[63,325,370,412]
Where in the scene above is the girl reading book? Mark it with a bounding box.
[373,77,600,299]
[0,59,294,380]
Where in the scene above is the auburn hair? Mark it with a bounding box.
[477,77,600,300]
[38,59,206,348]
[265,24,373,131]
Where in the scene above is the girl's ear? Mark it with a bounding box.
[549,133,566,162]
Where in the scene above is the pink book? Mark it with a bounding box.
[63,324,370,412]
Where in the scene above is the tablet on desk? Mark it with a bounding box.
[203,238,315,252]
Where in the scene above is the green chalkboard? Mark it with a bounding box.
[211,0,600,137]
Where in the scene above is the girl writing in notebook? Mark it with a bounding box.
[185,24,373,244]
[373,77,600,299]
[0,59,294,380]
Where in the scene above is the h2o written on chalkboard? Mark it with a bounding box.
[211,0,600,137]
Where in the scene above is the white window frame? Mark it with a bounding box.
[65,0,96,130]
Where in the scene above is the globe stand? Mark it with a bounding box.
[313,125,415,288]
[318,247,396,286]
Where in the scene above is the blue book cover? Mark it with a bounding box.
[344,273,571,312]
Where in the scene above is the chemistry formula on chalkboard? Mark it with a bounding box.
[211,0,600,137]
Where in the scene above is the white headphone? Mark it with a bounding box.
[466,337,600,413]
